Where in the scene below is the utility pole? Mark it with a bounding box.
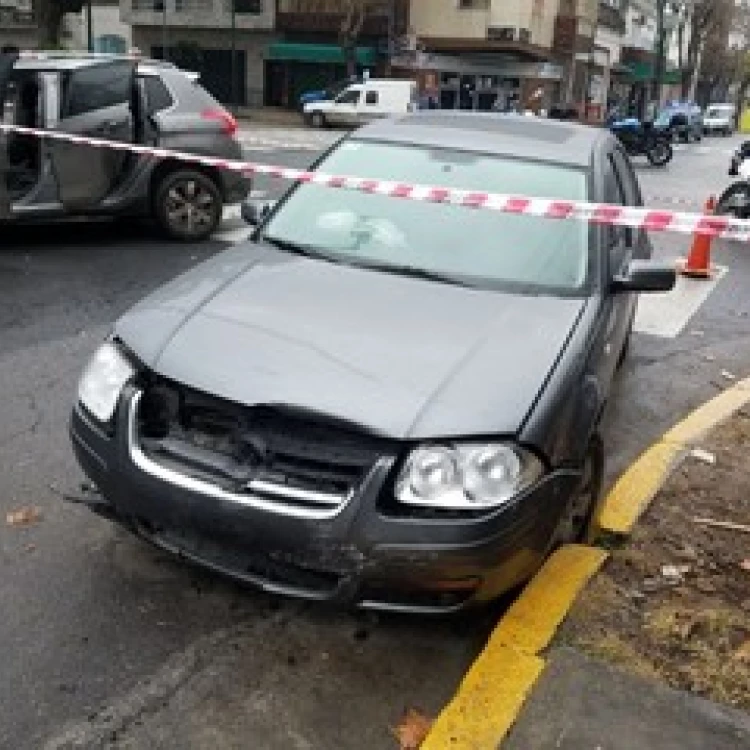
[161,0,168,61]
[385,0,396,76]
[230,0,237,109]
[86,0,93,52]
[651,0,666,110]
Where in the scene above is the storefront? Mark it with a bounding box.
[264,42,380,108]
[392,52,563,113]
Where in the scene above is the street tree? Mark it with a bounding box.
[339,0,372,78]
[677,0,734,99]
[35,0,86,48]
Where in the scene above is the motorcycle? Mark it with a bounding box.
[607,117,673,166]
[716,142,750,219]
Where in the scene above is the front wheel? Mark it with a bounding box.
[717,182,750,219]
[153,170,223,242]
[309,111,327,129]
[552,436,604,547]
[646,139,673,166]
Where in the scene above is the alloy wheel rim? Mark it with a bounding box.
[165,179,215,236]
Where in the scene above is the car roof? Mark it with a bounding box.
[354,111,608,169]
[13,52,177,73]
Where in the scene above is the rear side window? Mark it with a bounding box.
[144,76,173,113]
[337,89,360,105]
[64,61,132,117]
[365,90,378,105]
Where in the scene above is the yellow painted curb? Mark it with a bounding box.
[597,376,750,536]
[422,545,606,750]
[423,377,750,750]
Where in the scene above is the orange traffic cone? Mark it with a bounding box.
[679,196,716,279]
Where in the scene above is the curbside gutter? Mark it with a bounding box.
[422,376,750,749]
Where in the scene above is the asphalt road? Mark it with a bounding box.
[1,134,749,750]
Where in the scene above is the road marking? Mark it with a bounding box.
[422,545,606,750]
[634,263,728,338]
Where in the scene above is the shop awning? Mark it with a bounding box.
[266,43,378,66]
[627,61,682,84]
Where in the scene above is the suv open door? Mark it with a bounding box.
[0,51,18,219]
[50,59,139,210]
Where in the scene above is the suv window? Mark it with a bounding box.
[143,75,173,114]
[365,90,378,105]
[63,61,132,118]
[336,89,360,105]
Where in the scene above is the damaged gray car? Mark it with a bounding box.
[69,113,675,613]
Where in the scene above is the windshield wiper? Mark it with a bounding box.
[261,235,340,263]
[345,258,474,289]
[262,237,472,288]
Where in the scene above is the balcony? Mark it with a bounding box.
[122,0,274,29]
[276,0,408,38]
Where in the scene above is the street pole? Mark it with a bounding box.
[86,0,93,52]
[161,0,168,61]
[230,0,237,109]
[385,0,396,76]
[651,0,665,112]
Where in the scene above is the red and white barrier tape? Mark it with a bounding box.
[1,122,747,242]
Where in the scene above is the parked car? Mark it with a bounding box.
[298,76,358,111]
[703,103,735,136]
[0,51,249,241]
[303,79,418,128]
[653,102,703,143]
[70,113,675,613]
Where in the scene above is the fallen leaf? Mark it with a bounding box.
[721,370,737,381]
[392,708,433,750]
[740,559,750,573]
[5,506,42,527]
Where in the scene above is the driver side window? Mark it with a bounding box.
[603,155,628,273]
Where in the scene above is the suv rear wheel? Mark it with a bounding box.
[153,169,223,242]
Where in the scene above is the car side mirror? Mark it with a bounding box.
[611,260,676,294]
[241,199,275,226]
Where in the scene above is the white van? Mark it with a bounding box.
[303,79,417,128]
[703,103,735,136]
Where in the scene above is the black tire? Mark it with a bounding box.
[552,436,604,547]
[310,111,327,129]
[153,169,223,242]
[646,139,673,166]
[717,183,750,219]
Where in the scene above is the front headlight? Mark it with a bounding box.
[77,341,135,423]
[395,444,543,510]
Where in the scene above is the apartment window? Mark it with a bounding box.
[458,0,489,9]
[225,0,262,12]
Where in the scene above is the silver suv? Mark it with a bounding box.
[0,52,249,241]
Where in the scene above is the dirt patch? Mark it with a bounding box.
[560,411,750,710]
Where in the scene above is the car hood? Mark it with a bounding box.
[116,246,586,440]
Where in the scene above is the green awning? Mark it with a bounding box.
[627,61,682,84]
[267,42,378,66]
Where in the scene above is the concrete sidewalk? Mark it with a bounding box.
[422,379,750,750]
[505,648,750,750]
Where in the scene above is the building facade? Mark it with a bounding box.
[400,0,604,116]
[0,0,38,51]
[122,0,276,107]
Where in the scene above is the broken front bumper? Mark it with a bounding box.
[70,387,580,614]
